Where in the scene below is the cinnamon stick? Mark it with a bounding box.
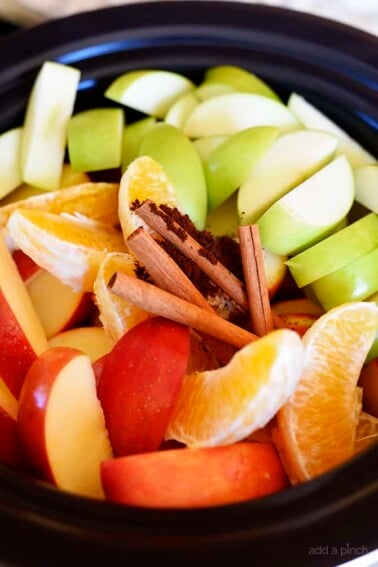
[238,225,274,336]
[127,227,212,312]
[110,271,257,349]
[135,200,249,311]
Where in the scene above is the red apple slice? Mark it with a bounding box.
[272,297,324,316]
[48,326,114,362]
[26,269,92,339]
[0,235,48,398]
[358,359,378,417]
[97,316,190,456]
[276,312,319,337]
[0,377,23,468]
[18,347,113,498]
[101,442,289,508]
[12,249,40,284]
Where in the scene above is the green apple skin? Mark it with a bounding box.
[139,123,207,229]
[192,136,228,161]
[257,156,354,256]
[310,247,378,311]
[105,70,194,119]
[204,126,279,211]
[286,213,378,288]
[121,117,156,172]
[197,66,281,101]
[21,61,80,191]
[68,108,124,172]
[354,165,378,213]
[165,92,199,130]
[0,128,22,199]
[205,193,239,237]
[184,93,300,138]
[238,130,339,225]
[288,93,376,167]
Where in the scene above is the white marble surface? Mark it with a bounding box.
[0,0,377,35]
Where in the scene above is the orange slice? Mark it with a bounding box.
[118,156,177,239]
[165,329,304,447]
[94,252,150,341]
[276,301,378,484]
[7,209,126,292]
[355,412,378,453]
[0,182,119,226]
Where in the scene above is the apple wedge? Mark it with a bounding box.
[67,108,124,172]
[101,442,288,508]
[238,130,339,224]
[272,298,324,317]
[48,326,114,362]
[18,347,113,498]
[105,70,194,118]
[205,193,239,237]
[97,316,190,457]
[0,127,22,199]
[165,92,199,130]
[121,117,156,171]
[354,164,378,213]
[310,247,378,311]
[0,377,23,468]
[204,126,279,211]
[288,93,376,167]
[366,292,378,363]
[192,135,228,161]
[139,123,207,229]
[286,213,378,288]
[184,93,300,138]
[26,269,93,339]
[257,156,354,256]
[0,234,48,398]
[196,65,281,101]
[20,61,80,190]
[358,359,378,417]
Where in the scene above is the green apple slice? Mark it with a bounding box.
[105,70,194,118]
[354,165,378,213]
[165,92,199,130]
[257,156,354,256]
[184,93,300,138]
[286,213,378,288]
[205,193,239,237]
[238,130,339,225]
[205,126,279,211]
[310,247,378,311]
[139,123,207,229]
[288,93,376,167]
[192,136,228,161]
[196,65,280,101]
[67,108,124,172]
[0,127,22,198]
[121,117,156,172]
[21,61,80,191]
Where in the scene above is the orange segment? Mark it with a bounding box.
[94,252,150,341]
[276,301,378,484]
[165,329,304,447]
[355,412,378,453]
[7,209,126,292]
[0,182,119,227]
[118,156,177,239]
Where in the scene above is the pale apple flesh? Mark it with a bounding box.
[18,347,113,498]
[48,326,115,362]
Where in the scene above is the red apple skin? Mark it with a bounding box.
[97,316,190,457]
[101,442,289,508]
[12,250,40,283]
[0,407,23,469]
[17,347,81,483]
[358,359,378,417]
[0,289,42,399]
[93,353,108,387]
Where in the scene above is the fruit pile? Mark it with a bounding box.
[0,62,377,508]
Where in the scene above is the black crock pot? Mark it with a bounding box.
[0,3,376,566]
